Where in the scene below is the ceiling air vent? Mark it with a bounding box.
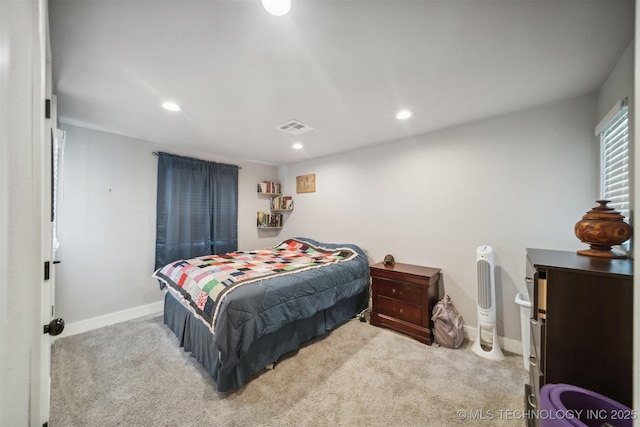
[276,119,314,135]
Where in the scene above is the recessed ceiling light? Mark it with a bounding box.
[396,110,413,120]
[292,142,303,150]
[262,0,291,16]
[162,101,182,112]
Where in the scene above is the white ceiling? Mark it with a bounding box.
[49,0,634,166]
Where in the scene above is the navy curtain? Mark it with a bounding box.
[154,152,238,270]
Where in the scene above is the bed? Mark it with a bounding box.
[152,237,370,392]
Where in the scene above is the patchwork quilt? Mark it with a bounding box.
[153,238,359,333]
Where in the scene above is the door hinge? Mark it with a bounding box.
[45,99,51,119]
[44,261,50,281]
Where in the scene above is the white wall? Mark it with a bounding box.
[56,124,281,326]
[279,95,598,342]
[597,41,634,121]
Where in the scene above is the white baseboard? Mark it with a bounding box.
[463,325,524,356]
[58,301,164,339]
[57,302,527,358]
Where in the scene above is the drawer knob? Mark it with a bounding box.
[399,308,403,313]
[525,276,533,283]
[529,355,537,367]
[392,288,396,293]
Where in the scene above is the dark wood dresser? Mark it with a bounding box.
[525,248,633,419]
[369,262,441,344]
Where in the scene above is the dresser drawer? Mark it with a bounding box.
[376,295,422,324]
[373,277,422,304]
[528,355,543,412]
[524,384,537,427]
[530,318,544,374]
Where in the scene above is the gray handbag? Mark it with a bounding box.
[431,295,465,349]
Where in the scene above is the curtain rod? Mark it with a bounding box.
[152,151,241,169]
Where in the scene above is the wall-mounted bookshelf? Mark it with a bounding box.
[257,211,283,229]
[270,195,294,211]
[257,181,281,195]
[257,181,293,229]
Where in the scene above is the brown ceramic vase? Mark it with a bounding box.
[574,200,632,258]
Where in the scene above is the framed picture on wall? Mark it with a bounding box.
[296,174,316,193]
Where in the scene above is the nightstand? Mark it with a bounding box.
[369,262,441,344]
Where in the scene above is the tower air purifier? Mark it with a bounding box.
[472,245,504,361]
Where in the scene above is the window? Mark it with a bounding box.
[598,100,630,221]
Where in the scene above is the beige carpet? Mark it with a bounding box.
[50,314,528,426]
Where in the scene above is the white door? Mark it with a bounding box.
[40,74,54,427]
[2,0,56,424]
[39,42,64,425]
[40,133,54,424]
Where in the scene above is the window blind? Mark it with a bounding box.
[600,103,629,221]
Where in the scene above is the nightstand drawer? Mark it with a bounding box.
[376,296,422,325]
[373,277,421,303]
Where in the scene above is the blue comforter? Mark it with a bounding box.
[156,237,370,373]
